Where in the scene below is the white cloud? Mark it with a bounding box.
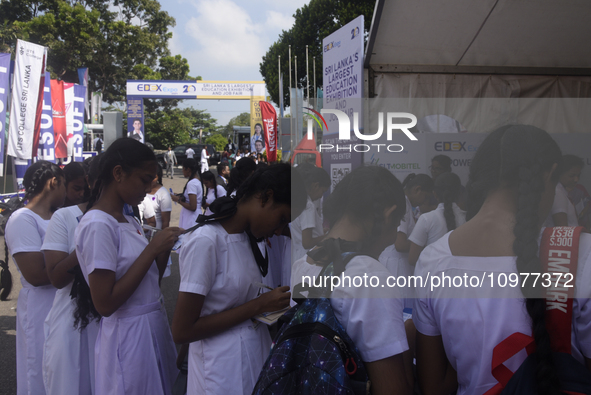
[185,0,265,68]
[264,10,295,32]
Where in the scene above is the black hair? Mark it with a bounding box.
[181,159,199,196]
[63,162,85,186]
[216,163,228,175]
[201,171,218,208]
[467,124,562,395]
[323,166,406,249]
[23,160,64,201]
[431,155,452,172]
[556,154,584,177]
[227,157,257,195]
[402,173,434,193]
[433,172,462,231]
[296,163,330,189]
[74,138,155,329]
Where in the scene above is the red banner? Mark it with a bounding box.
[259,101,277,162]
[51,80,67,158]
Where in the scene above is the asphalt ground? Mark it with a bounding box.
[0,166,197,395]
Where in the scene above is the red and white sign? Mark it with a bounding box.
[259,101,277,162]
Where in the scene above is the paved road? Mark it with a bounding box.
[0,168,197,395]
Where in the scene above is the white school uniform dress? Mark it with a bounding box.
[179,178,203,230]
[41,205,99,395]
[408,202,466,248]
[379,195,416,306]
[138,196,156,223]
[544,182,579,227]
[5,208,57,395]
[75,210,177,395]
[413,232,591,395]
[291,255,409,362]
[201,148,210,173]
[179,223,272,395]
[146,186,173,229]
[204,185,227,216]
[290,197,324,266]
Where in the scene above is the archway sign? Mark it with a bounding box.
[126,80,266,145]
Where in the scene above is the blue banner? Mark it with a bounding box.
[38,72,56,163]
[72,84,86,161]
[0,53,10,174]
[126,95,145,143]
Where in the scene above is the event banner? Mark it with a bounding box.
[0,53,11,173]
[72,84,86,161]
[51,79,68,158]
[7,39,47,160]
[259,101,277,162]
[38,72,55,162]
[126,80,266,99]
[127,96,145,143]
[250,97,264,148]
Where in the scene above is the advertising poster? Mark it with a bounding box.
[127,96,144,143]
[250,97,264,152]
[321,15,364,181]
[72,84,86,161]
[259,101,277,161]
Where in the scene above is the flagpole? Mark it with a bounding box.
[306,45,309,103]
[294,55,298,147]
[289,45,293,156]
[313,56,316,144]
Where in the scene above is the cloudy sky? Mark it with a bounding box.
[161,0,310,125]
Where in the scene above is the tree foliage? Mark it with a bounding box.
[205,134,227,151]
[219,112,251,138]
[259,0,375,108]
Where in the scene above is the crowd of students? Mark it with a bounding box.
[2,124,591,395]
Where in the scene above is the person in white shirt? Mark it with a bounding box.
[186,146,195,159]
[200,171,227,216]
[165,147,178,179]
[201,146,210,173]
[171,159,203,229]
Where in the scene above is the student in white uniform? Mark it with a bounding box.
[62,162,87,207]
[414,125,591,395]
[146,165,172,229]
[226,157,257,197]
[200,146,210,173]
[291,166,413,395]
[290,164,330,265]
[544,154,584,227]
[5,161,66,395]
[171,164,308,395]
[171,159,202,229]
[200,171,227,216]
[42,156,101,395]
[379,173,433,306]
[75,138,182,395]
[408,172,466,266]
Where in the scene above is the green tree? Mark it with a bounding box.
[1,0,176,104]
[259,0,375,107]
[220,112,250,138]
[205,134,227,151]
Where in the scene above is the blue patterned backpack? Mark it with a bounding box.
[252,251,370,395]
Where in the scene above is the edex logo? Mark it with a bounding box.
[314,109,418,153]
[137,84,178,93]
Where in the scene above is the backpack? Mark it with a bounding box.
[252,251,370,395]
[485,226,591,395]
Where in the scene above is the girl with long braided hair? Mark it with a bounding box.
[414,125,591,395]
[75,138,182,394]
[5,160,66,394]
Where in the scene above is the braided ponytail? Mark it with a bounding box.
[433,172,461,231]
[23,160,64,201]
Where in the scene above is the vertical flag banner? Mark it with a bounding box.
[0,53,11,173]
[7,39,47,160]
[38,72,55,162]
[259,101,278,162]
[77,67,89,120]
[13,159,31,191]
[64,82,75,157]
[72,84,86,161]
[51,79,68,158]
[250,97,264,140]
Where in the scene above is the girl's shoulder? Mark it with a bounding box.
[6,207,46,231]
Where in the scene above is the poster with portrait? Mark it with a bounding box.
[127,96,145,143]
